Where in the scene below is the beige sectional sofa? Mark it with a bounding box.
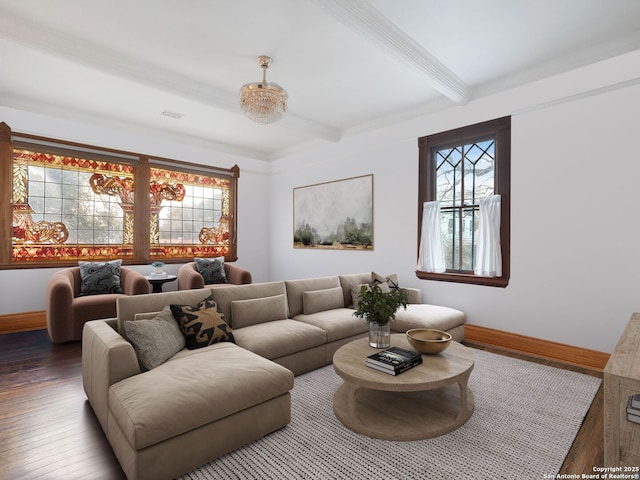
[82,272,466,480]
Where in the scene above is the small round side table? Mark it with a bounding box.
[145,274,177,293]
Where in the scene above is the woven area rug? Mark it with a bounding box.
[180,349,601,480]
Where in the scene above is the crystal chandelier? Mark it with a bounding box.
[240,56,288,125]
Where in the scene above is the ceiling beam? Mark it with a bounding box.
[311,0,471,105]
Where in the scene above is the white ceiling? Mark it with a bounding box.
[1,0,640,161]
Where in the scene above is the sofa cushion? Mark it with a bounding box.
[302,286,344,315]
[78,259,124,295]
[285,276,341,317]
[108,342,294,450]
[116,288,212,337]
[124,306,185,370]
[209,281,288,326]
[170,295,234,349]
[391,304,466,334]
[233,319,326,359]
[350,283,370,310]
[293,308,368,342]
[194,257,228,284]
[339,273,371,307]
[231,294,288,329]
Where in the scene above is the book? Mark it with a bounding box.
[366,356,422,375]
[367,347,422,369]
[628,412,640,424]
[367,347,421,370]
[627,395,640,416]
[631,394,640,410]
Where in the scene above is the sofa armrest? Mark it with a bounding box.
[225,263,252,285]
[402,287,422,304]
[120,267,151,295]
[82,319,141,433]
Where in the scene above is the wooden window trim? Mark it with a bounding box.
[416,116,511,287]
[0,122,239,269]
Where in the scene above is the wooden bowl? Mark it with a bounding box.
[406,329,452,355]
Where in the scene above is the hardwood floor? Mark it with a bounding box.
[0,330,603,479]
[0,329,125,480]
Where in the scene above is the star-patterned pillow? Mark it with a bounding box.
[170,295,234,350]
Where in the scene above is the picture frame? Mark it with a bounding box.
[293,174,373,250]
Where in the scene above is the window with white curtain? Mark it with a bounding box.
[417,117,511,287]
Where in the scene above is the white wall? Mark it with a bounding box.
[0,107,272,314]
[268,51,640,353]
[2,51,640,354]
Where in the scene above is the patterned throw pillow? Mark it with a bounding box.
[78,259,124,296]
[371,272,399,293]
[170,295,234,350]
[194,257,228,285]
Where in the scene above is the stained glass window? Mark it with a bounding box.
[149,166,232,260]
[0,122,239,266]
[12,149,135,262]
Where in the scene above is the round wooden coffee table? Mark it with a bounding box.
[332,333,474,440]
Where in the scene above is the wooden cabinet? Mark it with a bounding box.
[604,312,640,466]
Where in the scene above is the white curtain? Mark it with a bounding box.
[474,194,502,277]
[417,201,446,273]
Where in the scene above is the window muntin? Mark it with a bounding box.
[435,139,495,273]
[417,116,510,287]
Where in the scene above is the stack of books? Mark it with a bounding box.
[366,347,422,375]
[627,394,640,424]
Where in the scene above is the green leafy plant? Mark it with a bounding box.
[352,283,408,326]
[151,261,165,268]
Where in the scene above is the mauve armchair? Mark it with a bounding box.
[177,262,252,290]
[46,266,150,343]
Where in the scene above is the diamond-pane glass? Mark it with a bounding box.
[435,139,495,272]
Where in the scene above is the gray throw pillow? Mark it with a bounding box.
[124,306,185,370]
[78,259,124,295]
[194,257,227,284]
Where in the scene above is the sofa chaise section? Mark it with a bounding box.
[83,288,294,480]
[107,342,293,480]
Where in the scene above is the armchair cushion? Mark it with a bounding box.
[79,259,124,295]
[170,295,234,349]
[194,257,227,285]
